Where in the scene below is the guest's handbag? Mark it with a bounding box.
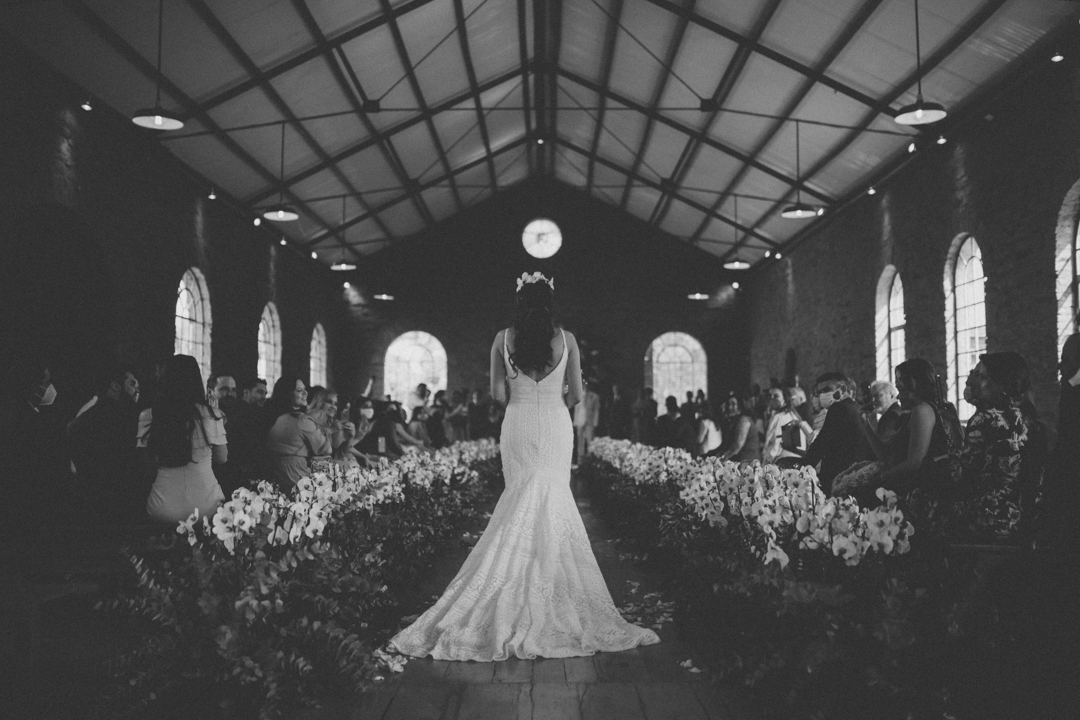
[300,432,333,475]
[781,419,805,451]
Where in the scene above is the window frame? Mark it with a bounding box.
[310,322,328,389]
[258,302,283,391]
[174,267,212,382]
[944,235,987,422]
[875,265,906,383]
[645,332,708,410]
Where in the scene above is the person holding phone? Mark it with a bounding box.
[766,387,813,465]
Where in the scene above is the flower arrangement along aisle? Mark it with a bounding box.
[97,440,500,720]
[582,439,996,720]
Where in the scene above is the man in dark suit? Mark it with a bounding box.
[801,372,873,496]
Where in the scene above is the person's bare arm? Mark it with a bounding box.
[879,403,935,486]
[490,330,508,405]
[564,331,584,408]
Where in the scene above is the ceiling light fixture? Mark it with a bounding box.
[936,135,947,145]
[131,0,184,130]
[311,251,318,260]
[687,293,709,300]
[765,250,772,258]
[732,282,741,290]
[343,281,351,289]
[279,237,286,245]
[908,141,917,153]
[536,138,544,145]
[80,98,92,112]
[781,120,817,219]
[894,0,947,125]
[207,188,216,200]
[775,252,783,259]
[331,197,357,271]
[373,293,394,301]
[253,217,261,226]
[1052,51,1064,63]
[724,260,750,270]
[867,186,877,195]
[264,122,298,222]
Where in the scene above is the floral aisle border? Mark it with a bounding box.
[589,438,914,569]
[98,440,500,719]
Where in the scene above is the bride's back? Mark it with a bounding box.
[505,327,565,384]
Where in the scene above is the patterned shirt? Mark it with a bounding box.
[959,404,1029,539]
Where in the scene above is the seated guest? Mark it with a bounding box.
[870,380,905,442]
[718,390,764,463]
[855,360,960,513]
[408,406,435,449]
[764,387,813,465]
[959,352,1045,540]
[144,355,226,524]
[306,388,355,461]
[695,402,723,457]
[70,362,143,523]
[800,373,872,495]
[355,401,400,459]
[347,398,380,465]
[389,401,433,454]
[265,376,331,488]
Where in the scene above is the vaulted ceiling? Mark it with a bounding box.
[4,0,1076,268]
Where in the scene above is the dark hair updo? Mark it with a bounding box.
[979,352,1030,404]
[509,278,556,375]
[895,358,942,407]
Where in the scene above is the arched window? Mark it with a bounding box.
[174,267,212,382]
[384,331,447,404]
[875,266,906,383]
[945,235,987,421]
[258,302,282,390]
[1056,199,1080,354]
[310,323,328,388]
[645,332,707,410]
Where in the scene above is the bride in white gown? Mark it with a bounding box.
[389,272,659,661]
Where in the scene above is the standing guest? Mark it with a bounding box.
[265,376,331,489]
[680,391,697,422]
[224,378,271,491]
[446,390,469,443]
[694,389,707,411]
[467,389,486,440]
[207,374,237,410]
[800,373,872,495]
[407,383,431,412]
[719,390,764,463]
[655,396,682,448]
[764,387,813,465]
[631,388,657,444]
[870,380,905,442]
[574,378,602,464]
[70,362,143,523]
[958,353,1044,540]
[855,360,961,514]
[605,383,632,440]
[427,390,449,448]
[143,355,226,524]
[1040,334,1080,548]
[240,377,268,408]
[695,403,723,456]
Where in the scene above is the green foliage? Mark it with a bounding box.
[96,457,502,720]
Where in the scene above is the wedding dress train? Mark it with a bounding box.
[389,330,659,661]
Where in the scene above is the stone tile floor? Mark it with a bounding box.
[347,487,740,720]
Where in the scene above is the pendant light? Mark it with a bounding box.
[724,196,751,269]
[894,0,947,126]
[132,0,184,130]
[781,121,816,219]
[331,197,357,271]
[264,122,298,222]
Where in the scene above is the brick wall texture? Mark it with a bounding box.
[747,58,1080,429]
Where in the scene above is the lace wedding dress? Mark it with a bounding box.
[389,329,659,661]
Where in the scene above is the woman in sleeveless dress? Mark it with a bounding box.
[389,273,659,661]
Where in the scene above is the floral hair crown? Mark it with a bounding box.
[516,272,554,292]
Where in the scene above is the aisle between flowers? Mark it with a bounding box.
[583,438,1011,720]
[97,440,501,720]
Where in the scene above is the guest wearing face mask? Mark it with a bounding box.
[799,373,873,495]
[0,356,71,540]
[348,398,380,466]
